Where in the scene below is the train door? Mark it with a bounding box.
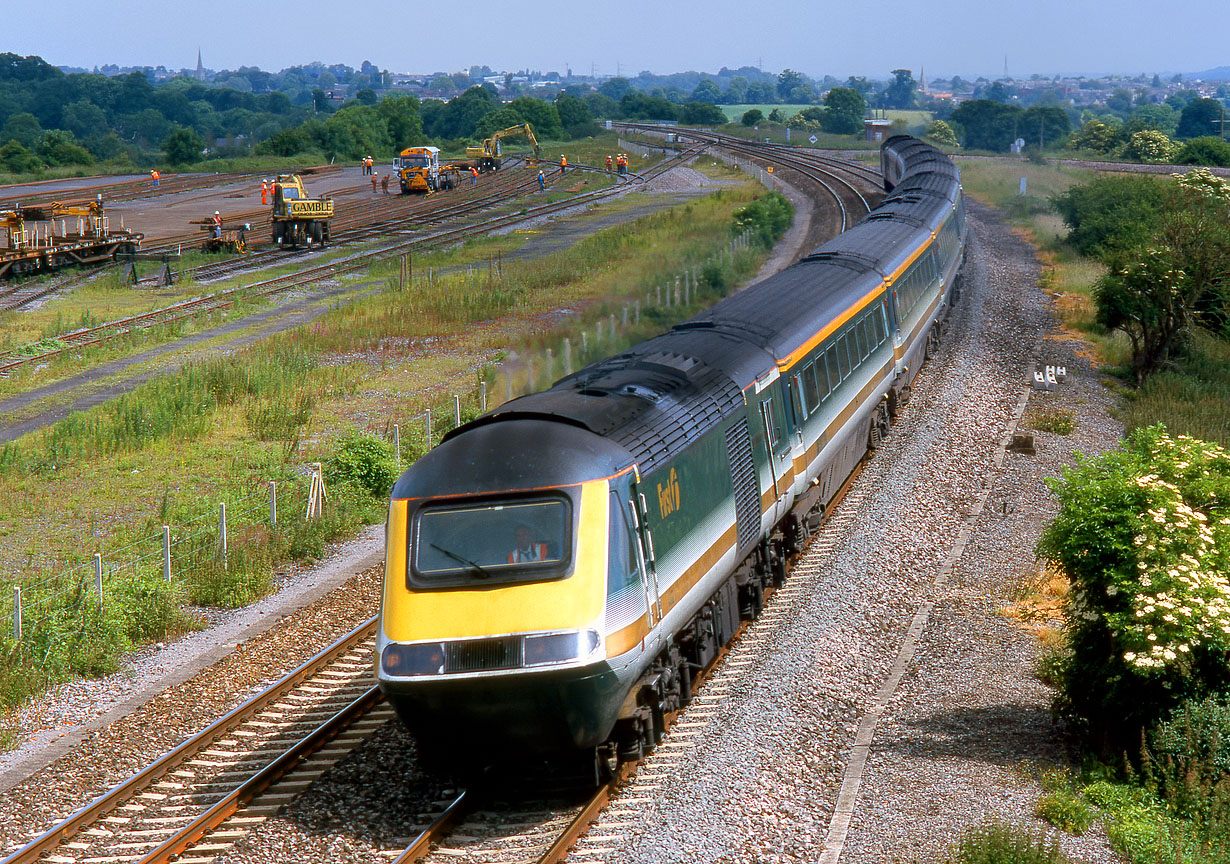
[785,375,808,497]
[628,484,662,625]
[758,394,793,524]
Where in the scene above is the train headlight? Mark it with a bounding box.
[523,629,601,667]
[381,642,445,676]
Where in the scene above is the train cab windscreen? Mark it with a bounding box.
[411,497,571,587]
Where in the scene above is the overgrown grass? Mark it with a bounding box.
[1117,330,1230,447]
[942,823,1071,864]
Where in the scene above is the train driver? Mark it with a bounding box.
[508,524,548,564]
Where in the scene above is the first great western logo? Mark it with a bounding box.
[657,467,681,519]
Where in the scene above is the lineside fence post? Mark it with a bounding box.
[12,586,20,641]
[269,481,277,527]
[218,503,228,571]
[162,525,171,582]
[93,553,103,608]
[453,395,461,429]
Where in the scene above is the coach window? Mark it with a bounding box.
[856,319,870,360]
[837,335,852,379]
[825,347,840,391]
[802,363,821,411]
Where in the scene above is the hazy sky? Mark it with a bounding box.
[6,0,1227,81]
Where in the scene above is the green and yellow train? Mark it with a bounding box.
[376,136,968,777]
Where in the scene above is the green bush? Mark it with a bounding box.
[325,432,398,498]
[944,823,1070,864]
[1037,425,1230,755]
[1051,174,1167,259]
[1037,789,1095,835]
[732,191,793,249]
[1148,696,1230,826]
[1175,137,1230,168]
[113,571,194,642]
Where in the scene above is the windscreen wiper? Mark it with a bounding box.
[430,543,494,579]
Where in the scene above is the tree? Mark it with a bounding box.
[354,88,377,106]
[984,81,1011,103]
[924,120,958,147]
[583,92,620,120]
[948,99,1023,151]
[0,139,43,173]
[1052,174,1168,258]
[822,86,865,134]
[0,112,42,147]
[554,92,593,134]
[1176,98,1224,140]
[691,79,722,104]
[1127,104,1178,137]
[776,69,804,100]
[681,102,727,126]
[162,125,204,164]
[1175,136,1230,167]
[598,77,633,101]
[507,96,562,139]
[745,81,776,104]
[1125,129,1178,163]
[767,108,786,123]
[377,93,424,147]
[845,76,874,97]
[883,69,917,110]
[741,108,763,127]
[1094,180,1230,382]
[725,76,748,104]
[1106,88,1134,115]
[1020,105,1071,149]
[1069,119,1124,154]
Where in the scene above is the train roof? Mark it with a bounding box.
[393,419,633,499]
[453,329,770,476]
[440,136,961,477]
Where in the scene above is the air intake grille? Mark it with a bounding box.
[445,636,522,673]
[725,418,760,553]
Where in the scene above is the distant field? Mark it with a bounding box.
[880,110,933,129]
[719,104,814,122]
[721,105,934,130]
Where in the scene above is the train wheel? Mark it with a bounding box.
[925,324,941,360]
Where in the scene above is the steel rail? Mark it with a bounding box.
[0,616,379,864]
[618,123,879,230]
[389,791,473,864]
[135,686,385,864]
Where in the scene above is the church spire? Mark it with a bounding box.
[196,49,204,81]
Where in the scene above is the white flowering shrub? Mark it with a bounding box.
[1039,425,1230,752]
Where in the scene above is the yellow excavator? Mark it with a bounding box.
[465,123,540,172]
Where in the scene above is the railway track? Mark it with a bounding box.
[0,621,382,864]
[618,123,882,231]
[0,148,698,376]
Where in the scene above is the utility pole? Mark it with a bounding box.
[1216,107,1229,140]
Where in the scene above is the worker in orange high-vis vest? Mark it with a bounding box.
[151,170,160,187]
[260,180,268,205]
[470,166,478,184]
[605,155,612,172]
[212,211,222,238]
[559,154,567,174]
